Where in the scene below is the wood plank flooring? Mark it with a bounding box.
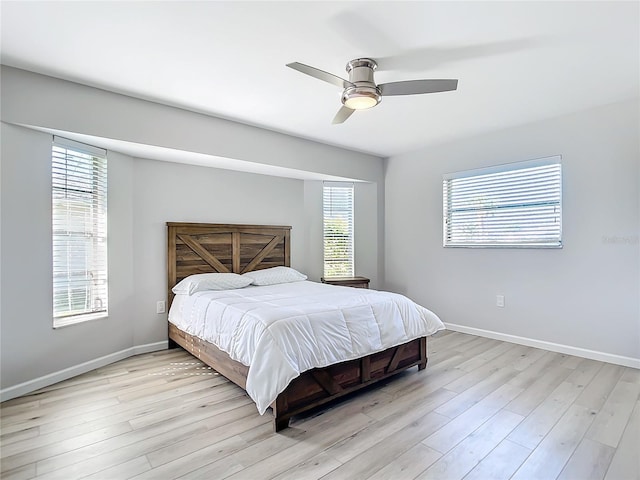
[1,331,638,479]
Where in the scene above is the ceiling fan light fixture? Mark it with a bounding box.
[342,86,381,110]
[344,93,378,110]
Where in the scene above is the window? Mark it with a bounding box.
[443,156,562,248]
[52,137,108,327]
[323,182,354,277]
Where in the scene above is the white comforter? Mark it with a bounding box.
[168,281,445,414]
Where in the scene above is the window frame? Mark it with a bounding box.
[323,182,355,278]
[443,156,562,249]
[52,136,108,328]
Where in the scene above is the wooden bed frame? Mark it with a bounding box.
[167,222,428,431]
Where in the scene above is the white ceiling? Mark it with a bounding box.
[1,1,638,158]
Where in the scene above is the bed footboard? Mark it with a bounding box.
[169,323,427,431]
[271,337,427,431]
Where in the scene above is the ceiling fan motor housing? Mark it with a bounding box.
[342,58,381,109]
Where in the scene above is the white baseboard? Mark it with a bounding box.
[3,326,637,402]
[0,341,168,402]
[444,323,640,369]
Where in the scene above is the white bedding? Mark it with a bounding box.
[168,280,445,414]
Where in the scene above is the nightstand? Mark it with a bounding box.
[321,276,370,289]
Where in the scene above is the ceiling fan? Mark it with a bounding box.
[286,58,458,124]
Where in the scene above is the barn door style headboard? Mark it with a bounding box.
[167,223,291,306]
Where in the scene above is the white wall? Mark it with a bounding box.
[0,67,385,395]
[1,123,136,388]
[130,158,305,346]
[385,99,640,363]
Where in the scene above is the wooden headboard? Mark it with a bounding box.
[167,222,291,306]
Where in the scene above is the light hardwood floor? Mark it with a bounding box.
[1,331,639,479]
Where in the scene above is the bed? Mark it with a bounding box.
[167,222,444,431]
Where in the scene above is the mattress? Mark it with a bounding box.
[169,280,445,414]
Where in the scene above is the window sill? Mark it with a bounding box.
[444,243,563,249]
[53,312,108,329]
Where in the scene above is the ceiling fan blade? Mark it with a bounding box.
[331,8,534,72]
[328,10,399,59]
[375,39,535,72]
[379,79,458,96]
[332,106,355,124]
[286,62,353,89]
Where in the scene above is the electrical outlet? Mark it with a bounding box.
[496,295,505,308]
[156,300,166,314]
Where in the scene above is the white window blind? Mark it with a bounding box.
[52,137,108,327]
[323,182,354,277]
[443,156,562,248]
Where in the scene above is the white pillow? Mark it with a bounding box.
[172,273,253,295]
[242,266,307,286]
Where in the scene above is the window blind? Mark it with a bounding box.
[443,156,562,248]
[323,182,354,277]
[52,137,108,326]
